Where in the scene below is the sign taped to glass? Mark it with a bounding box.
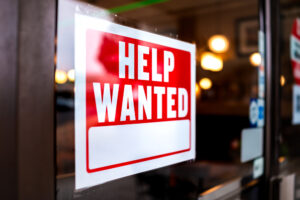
[75,14,196,189]
[291,18,300,85]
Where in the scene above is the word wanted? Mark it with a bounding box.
[93,41,189,123]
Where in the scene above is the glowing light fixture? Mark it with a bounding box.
[208,35,229,53]
[55,69,68,84]
[249,52,261,66]
[199,78,212,90]
[68,69,75,82]
[280,75,285,86]
[201,52,223,72]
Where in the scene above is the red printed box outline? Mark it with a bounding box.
[84,29,193,174]
[86,120,191,173]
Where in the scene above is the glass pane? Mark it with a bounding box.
[279,0,300,181]
[56,0,262,199]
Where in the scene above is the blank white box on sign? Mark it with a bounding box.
[88,120,190,170]
[241,128,263,163]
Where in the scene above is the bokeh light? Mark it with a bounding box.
[199,78,212,90]
[195,83,201,98]
[249,52,261,66]
[68,69,75,82]
[208,35,229,53]
[201,52,223,72]
[55,69,68,84]
[280,75,285,86]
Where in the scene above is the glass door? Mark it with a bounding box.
[55,0,265,199]
[277,0,300,199]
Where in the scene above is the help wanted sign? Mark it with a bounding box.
[75,14,196,189]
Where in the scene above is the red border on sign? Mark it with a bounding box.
[86,120,191,173]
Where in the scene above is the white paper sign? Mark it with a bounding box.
[241,128,263,163]
[75,13,196,189]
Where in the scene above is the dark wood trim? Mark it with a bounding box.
[264,0,281,199]
[0,0,59,199]
[16,0,56,199]
[0,0,19,199]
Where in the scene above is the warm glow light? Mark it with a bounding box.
[68,69,75,82]
[201,52,223,72]
[281,75,285,86]
[249,52,261,66]
[278,156,285,163]
[199,78,212,90]
[195,83,201,97]
[55,69,68,84]
[230,139,239,150]
[208,35,229,53]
